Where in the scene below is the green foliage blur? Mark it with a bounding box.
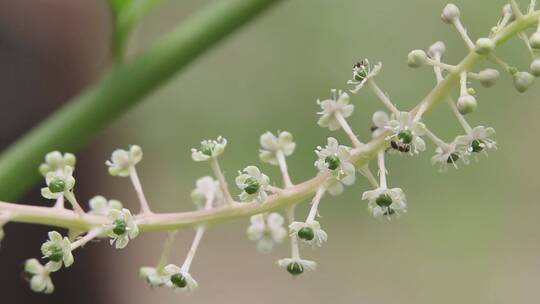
[99,0,540,303]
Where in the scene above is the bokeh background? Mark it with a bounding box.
[1,0,539,303]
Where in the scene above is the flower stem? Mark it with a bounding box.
[181,227,206,272]
[128,166,152,214]
[367,80,400,116]
[157,231,178,269]
[63,191,85,215]
[377,150,388,189]
[335,113,363,147]
[70,228,103,251]
[306,187,325,222]
[210,158,234,206]
[276,150,293,188]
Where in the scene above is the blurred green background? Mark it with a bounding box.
[5,0,540,303]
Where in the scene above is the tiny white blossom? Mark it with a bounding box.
[362,187,407,219]
[315,137,355,184]
[348,59,382,93]
[259,131,296,165]
[24,259,54,294]
[277,258,317,276]
[40,166,75,200]
[139,266,170,287]
[247,213,287,253]
[88,195,123,216]
[431,142,468,172]
[191,176,223,209]
[40,231,74,271]
[163,264,198,292]
[106,145,143,177]
[235,166,270,203]
[289,220,327,247]
[455,126,497,155]
[317,89,354,131]
[385,111,426,154]
[39,151,76,176]
[191,136,227,162]
[107,208,139,249]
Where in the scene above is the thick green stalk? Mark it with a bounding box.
[0,0,281,200]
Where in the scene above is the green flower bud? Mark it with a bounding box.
[398,130,413,144]
[47,244,64,262]
[353,61,368,81]
[471,139,484,153]
[244,177,260,195]
[407,50,428,68]
[477,69,500,88]
[48,179,66,193]
[441,3,460,24]
[446,153,460,164]
[474,38,495,55]
[170,273,187,288]
[112,219,127,235]
[513,71,535,93]
[324,155,341,170]
[200,144,213,156]
[286,262,304,276]
[457,95,477,115]
[529,32,540,49]
[376,194,393,207]
[297,227,315,241]
[530,59,540,77]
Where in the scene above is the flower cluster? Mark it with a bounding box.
[3,1,538,296]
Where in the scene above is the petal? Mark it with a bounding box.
[260,132,278,150]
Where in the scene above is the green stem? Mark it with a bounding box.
[0,0,281,200]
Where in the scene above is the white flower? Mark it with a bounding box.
[323,176,352,196]
[191,176,223,209]
[289,220,327,247]
[385,111,426,154]
[39,151,76,176]
[40,231,74,271]
[139,266,169,287]
[235,166,270,203]
[431,142,468,172]
[362,187,407,219]
[24,259,54,294]
[455,126,497,155]
[315,137,355,184]
[247,213,287,253]
[277,258,317,276]
[191,136,227,162]
[348,59,382,93]
[106,145,143,177]
[40,166,75,200]
[317,89,354,131]
[107,208,139,249]
[259,131,296,165]
[88,195,123,216]
[163,264,198,292]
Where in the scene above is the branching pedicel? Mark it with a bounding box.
[1,1,539,294]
